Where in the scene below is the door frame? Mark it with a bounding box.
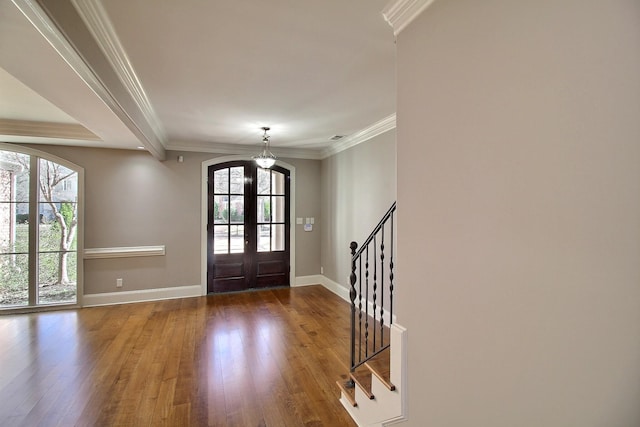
[200,155,296,295]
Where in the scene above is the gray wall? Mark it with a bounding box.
[291,157,322,277]
[397,1,640,426]
[21,145,321,294]
[320,129,396,287]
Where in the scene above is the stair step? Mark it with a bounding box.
[351,365,375,399]
[336,379,357,407]
[364,347,396,391]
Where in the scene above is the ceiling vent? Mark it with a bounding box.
[330,135,345,141]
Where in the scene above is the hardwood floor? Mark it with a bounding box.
[0,285,356,427]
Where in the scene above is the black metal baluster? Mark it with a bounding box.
[365,245,369,359]
[345,202,396,372]
[372,235,377,354]
[349,241,358,376]
[389,211,394,326]
[380,226,385,347]
[358,255,363,363]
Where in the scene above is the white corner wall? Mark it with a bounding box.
[396,1,640,426]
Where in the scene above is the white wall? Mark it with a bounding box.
[396,1,640,426]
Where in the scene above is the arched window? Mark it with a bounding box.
[0,144,83,310]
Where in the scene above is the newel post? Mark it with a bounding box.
[349,241,358,373]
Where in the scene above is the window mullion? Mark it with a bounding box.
[28,156,39,306]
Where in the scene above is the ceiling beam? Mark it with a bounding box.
[12,0,167,160]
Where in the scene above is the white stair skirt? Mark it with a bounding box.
[339,323,407,427]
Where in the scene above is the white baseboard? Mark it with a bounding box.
[83,285,202,307]
[307,275,397,325]
[293,275,325,287]
[317,275,351,302]
[82,277,395,321]
[294,274,351,302]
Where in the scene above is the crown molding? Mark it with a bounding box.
[12,0,167,160]
[70,0,167,146]
[166,140,324,160]
[167,112,397,160]
[382,0,437,36]
[320,113,396,159]
[0,119,100,140]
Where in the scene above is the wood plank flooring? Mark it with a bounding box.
[0,285,356,427]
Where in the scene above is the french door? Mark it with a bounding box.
[207,161,290,293]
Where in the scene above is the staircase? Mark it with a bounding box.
[336,202,407,426]
[337,323,407,426]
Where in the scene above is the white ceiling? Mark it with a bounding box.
[0,0,396,160]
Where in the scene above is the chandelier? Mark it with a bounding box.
[253,126,276,168]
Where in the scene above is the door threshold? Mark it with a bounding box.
[208,285,290,296]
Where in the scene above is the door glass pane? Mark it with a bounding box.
[0,203,28,254]
[0,253,29,307]
[213,225,229,254]
[38,159,78,306]
[214,195,229,224]
[0,152,30,308]
[230,167,244,194]
[14,164,30,203]
[37,204,78,253]
[38,166,79,251]
[213,169,228,193]
[38,252,77,304]
[272,224,284,251]
[230,225,244,254]
[229,196,244,223]
[272,196,285,223]
[257,196,270,223]
[38,160,77,202]
[272,171,285,195]
[14,205,29,253]
[0,151,29,202]
[257,224,270,252]
[257,168,270,194]
[39,214,59,252]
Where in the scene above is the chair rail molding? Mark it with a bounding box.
[84,245,165,259]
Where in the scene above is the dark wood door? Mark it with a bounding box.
[207,161,290,293]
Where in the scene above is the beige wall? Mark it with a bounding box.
[320,129,396,287]
[397,1,640,426]
[20,145,321,294]
[291,157,322,277]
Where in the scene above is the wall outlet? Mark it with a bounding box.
[320,266,324,274]
[116,278,123,288]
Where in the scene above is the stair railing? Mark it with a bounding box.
[349,202,396,376]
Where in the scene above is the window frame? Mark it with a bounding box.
[0,143,84,312]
